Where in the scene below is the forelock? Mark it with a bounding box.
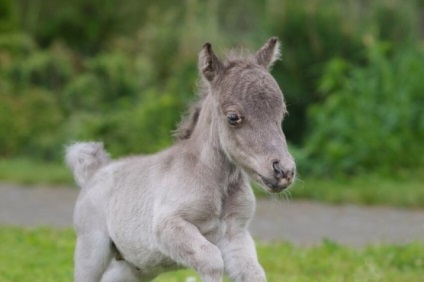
[223,48,257,65]
[218,62,286,117]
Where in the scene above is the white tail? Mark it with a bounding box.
[65,142,110,187]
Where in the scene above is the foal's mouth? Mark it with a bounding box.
[258,174,292,193]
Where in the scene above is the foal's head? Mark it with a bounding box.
[199,38,296,193]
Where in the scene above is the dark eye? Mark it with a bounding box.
[227,113,241,125]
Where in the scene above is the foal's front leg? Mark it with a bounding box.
[218,230,266,282]
[154,216,224,282]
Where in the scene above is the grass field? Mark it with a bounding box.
[1,158,423,208]
[0,158,74,186]
[1,227,423,282]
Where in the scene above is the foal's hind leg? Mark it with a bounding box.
[74,231,113,282]
[101,259,142,282]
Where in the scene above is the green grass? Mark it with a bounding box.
[0,158,73,186]
[0,227,74,282]
[1,227,423,282]
[1,158,424,208]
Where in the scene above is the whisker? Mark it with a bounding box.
[269,192,279,203]
[294,174,305,190]
[283,189,292,202]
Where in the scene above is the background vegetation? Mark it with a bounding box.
[1,0,423,182]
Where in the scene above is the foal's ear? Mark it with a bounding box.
[255,37,281,70]
[199,43,223,82]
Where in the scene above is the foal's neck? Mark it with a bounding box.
[186,94,239,184]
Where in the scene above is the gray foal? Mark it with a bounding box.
[66,37,296,282]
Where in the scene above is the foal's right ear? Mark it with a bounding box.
[198,43,223,82]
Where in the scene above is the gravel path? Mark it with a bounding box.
[1,183,423,247]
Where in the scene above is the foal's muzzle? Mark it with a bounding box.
[260,160,295,193]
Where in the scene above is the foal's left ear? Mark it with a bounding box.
[199,43,224,82]
[255,37,281,70]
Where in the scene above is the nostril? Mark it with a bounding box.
[272,161,285,179]
[286,169,294,180]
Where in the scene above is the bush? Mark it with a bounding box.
[61,51,141,114]
[65,88,184,157]
[7,44,74,92]
[267,0,422,144]
[0,87,64,159]
[303,41,424,176]
[0,0,18,32]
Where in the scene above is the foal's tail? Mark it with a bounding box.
[65,142,110,187]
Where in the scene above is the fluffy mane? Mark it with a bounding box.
[172,78,209,141]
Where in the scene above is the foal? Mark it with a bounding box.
[66,37,295,282]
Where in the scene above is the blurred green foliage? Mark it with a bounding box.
[304,42,424,175]
[0,0,423,176]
